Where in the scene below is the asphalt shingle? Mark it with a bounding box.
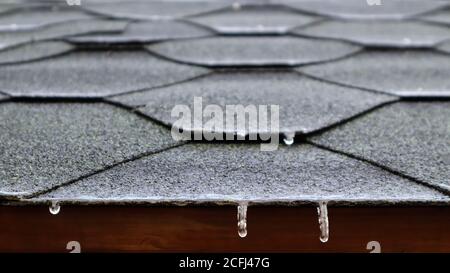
[35,144,449,204]
[420,8,450,25]
[310,102,450,193]
[0,102,179,199]
[299,50,450,97]
[438,41,450,54]
[284,0,446,20]
[293,21,450,48]
[0,19,127,51]
[84,1,230,20]
[67,21,213,44]
[188,5,319,34]
[111,72,395,136]
[146,37,361,67]
[0,5,94,31]
[0,51,210,97]
[0,41,74,65]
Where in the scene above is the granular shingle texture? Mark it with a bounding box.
[293,21,450,48]
[299,51,450,97]
[0,41,73,65]
[0,51,210,97]
[113,72,395,135]
[147,37,361,67]
[67,21,213,44]
[0,19,127,50]
[0,5,94,31]
[84,1,230,20]
[35,143,449,204]
[188,5,319,34]
[284,0,446,20]
[438,41,450,54]
[310,102,450,193]
[420,8,450,25]
[0,102,179,199]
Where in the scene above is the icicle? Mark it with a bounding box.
[237,203,248,238]
[49,201,60,215]
[283,132,295,146]
[317,201,329,243]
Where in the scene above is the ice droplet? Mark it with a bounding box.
[49,201,60,215]
[283,132,295,146]
[237,203,248,238]
[317,201,329,243]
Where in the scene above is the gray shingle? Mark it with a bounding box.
[438,40,450,55]
[188,5,319,34]
[0,19,127,51]
[84,1,230,20]
[420,8,450,25]
[0,5,94,31]
[146,37,361,67]
[310,102,450,193]
[299,51,450,97]
[0,102,179,199]
[111,72,395,135]
[34,143,449,204]
[293,21,450,48]
[0,41,73,65]
[0,51,210,97]
[283,0,446,20]
[67,21,213,44]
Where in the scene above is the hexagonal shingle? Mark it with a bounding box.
[284,0,446,20]
[0,41,74,65]
[84,1,230,20]
[111,72,395,136]
[0,19,127,51]
[35,144,449,204]
[0,102,179,199]
[0,51,210,98]
[438,40,450,55]
[299,50,450,97]
[188,5,319,34]
[67,21,213,44]
[310,102,450,193]
[0,5,94,31]
[293,21,450,48]
[146,37,361,67]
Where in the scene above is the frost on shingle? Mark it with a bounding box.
[0,41,73,65]
[283,0,446,20]
[146,37,361,67]
[0,102,179,199]
[0,5,94,31]
[293,21,450,48]
[420,8,450,25]
[188,5,319,34]
[111,72,395,136]
[0,19,127,51]
[35,144,449,204]
[310,102,450,193]
[67,21,213,44]
[299,51,450,97]
[84,1,230,20]
[0,51,210,97]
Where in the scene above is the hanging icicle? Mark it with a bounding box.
[283,132,295,146]
[317,201,329,243]
[49,200,61,215]
[237,203,248,238]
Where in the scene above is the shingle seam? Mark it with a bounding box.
[294,69,399,97]
[104,70,215,100]
[0,45,74,66]
[307,140,450,198]
[301,99,399,138]
[22,141,190,200]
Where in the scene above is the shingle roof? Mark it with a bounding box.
[1,0,449,207]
